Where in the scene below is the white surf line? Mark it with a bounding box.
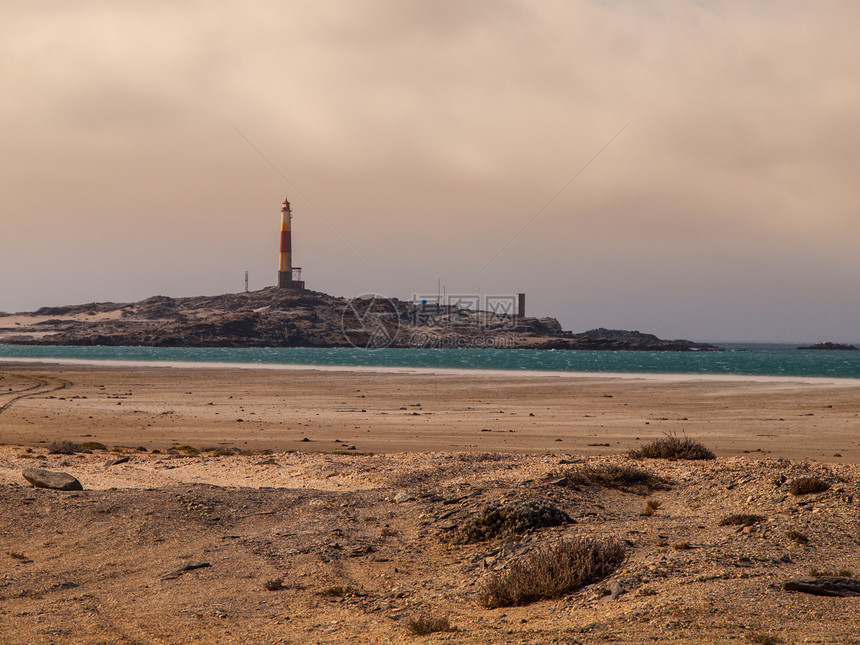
[2,356,860,386]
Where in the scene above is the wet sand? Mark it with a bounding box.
[1,361,858,462]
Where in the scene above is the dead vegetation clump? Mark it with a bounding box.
[263,577,284,591]
[786,530,809,545]
[719,514,764,527]
[552,463,671,495]
[627,432,715,461]
[405,614,457,635]
[456,452,506,463]
[643,500,661,516]
[477,537,626,608]
[454,500,571,544]
[77,441,107,451]
[788,477,830,495]
[809,568,854,578]
[172,445,200,456]
[48,440,78,455]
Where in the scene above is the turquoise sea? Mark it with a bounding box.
[2,344,860,379]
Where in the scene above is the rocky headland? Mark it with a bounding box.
[0,288,717,351]
[797,342,858,351]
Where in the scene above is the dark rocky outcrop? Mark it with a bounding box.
[534,328,717,352]
[797,342,858,351]
[0,288,716,351]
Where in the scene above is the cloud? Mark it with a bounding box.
[2,1,859,340]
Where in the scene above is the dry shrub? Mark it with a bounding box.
[456,452,506,463]
[643,500,661,516]
[554,463,670,495]
[788,477,830,495]
[786,530,808,545]
[78,441,107,451]
[627,432,715,461]
[454,500,571,544]
[405,614,457,635]
[719,514,764,527]
[48,440,78,455]
[477,537,626,608]
[810,568,854,578]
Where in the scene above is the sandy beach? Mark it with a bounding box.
[2,362,859,643]
[1,361,859,461]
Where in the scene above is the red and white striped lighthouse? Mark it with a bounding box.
[277,196,304,289]
[277,196,292,288]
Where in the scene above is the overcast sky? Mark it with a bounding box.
[2,1,859,342]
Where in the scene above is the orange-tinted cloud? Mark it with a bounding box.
[2,1,859,341]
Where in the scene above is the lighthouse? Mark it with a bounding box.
[277,196,304,289]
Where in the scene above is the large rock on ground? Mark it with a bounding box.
[783,577,860,597]
[22,468,83,491]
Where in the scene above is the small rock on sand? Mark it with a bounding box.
[22,468,83,491]
[162,561,211,581]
